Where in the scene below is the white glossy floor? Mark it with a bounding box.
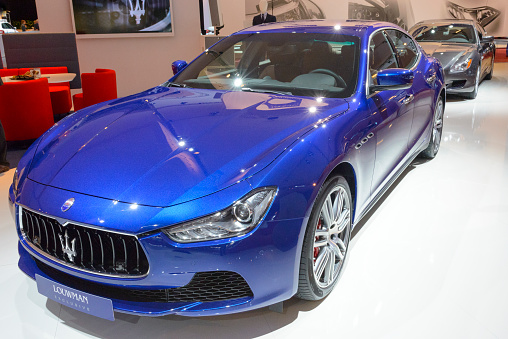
[1,63,508,339]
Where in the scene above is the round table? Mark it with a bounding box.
[1,73,76,84]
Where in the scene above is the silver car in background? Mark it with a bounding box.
[0,20,17,34]
[409,19,495,99]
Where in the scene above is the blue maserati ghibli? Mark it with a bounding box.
[10,20,445,319]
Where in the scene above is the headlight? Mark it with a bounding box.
[450,57,472,73]
[162,187,277,243]
[12,169,19,194]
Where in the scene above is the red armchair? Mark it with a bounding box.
[73,69,118,111]
[0,78,54,141]
[44,67,72,115]
[17,66,72,115]
[0,69,18,77]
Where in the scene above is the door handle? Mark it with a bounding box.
[403,94,414,105]
[425,74,436,84]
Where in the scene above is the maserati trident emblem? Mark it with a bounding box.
[61,198,75,212]
[58,230,77,262]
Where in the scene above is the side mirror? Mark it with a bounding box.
[171,60,188,75]
[370,68,414,93]
[481,35,494,44]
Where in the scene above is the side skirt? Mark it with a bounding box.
[352,147,424,229]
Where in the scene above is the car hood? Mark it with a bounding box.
[418,42,476,69]
[28,87,348,207]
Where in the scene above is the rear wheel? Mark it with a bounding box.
[421,97,444,159]
[297,175,352,300]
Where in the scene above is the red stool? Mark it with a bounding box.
[49,85,72,115]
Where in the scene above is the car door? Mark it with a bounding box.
[385,29,433,152]
[367,30,413,194]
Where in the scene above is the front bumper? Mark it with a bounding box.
[11,180,306,317]
[444,68,476,94]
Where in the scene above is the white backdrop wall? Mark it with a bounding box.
[34,0,247,97]
[243,0,507,36]
[35,0,203,97]
[33,0,506,97]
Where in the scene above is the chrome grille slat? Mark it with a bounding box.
[98,233,105,272]
[34,215,41,247]
[56,221,64,259]
[135,241,140,273]
[76,228,84,266]
[87,232,94,269]
[122,238,128,272]
[41,219,49,251]
[27,214,36,245]
[48,218,57,255]
[109,235,116,273]
[20,207,149,277]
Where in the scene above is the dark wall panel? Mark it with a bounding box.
[1,33,81,88]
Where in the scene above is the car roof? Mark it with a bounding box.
[412,19,476,27]
[236,19,404,36]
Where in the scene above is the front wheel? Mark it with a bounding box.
[464,65,480,99]
[296,175,352,300]
[485,57,494,80]
[420,97,444,159]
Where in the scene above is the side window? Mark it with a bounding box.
[385,29,419,69]
[369,31,397,74]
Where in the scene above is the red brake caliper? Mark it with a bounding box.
[314,218,322,262]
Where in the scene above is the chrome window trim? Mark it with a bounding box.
[18,205,150,279]
[384,28,422,69]
[365,27,422,99]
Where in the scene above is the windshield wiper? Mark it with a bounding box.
[206,49,222,57]
[241,87,292,96]
[165,82,188,88]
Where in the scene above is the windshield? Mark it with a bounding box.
[411,24,476,44]
[2,23,15,30]
[170,33,360,98]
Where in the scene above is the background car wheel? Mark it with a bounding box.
[485,58,494,80]
[421,97,444,159]
[297,175,352,301]
[464,65,480,99]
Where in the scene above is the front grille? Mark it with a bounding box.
[20,207,149,276]
[35,259,254,303]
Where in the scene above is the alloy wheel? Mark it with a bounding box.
[432,99,444,154]
[312,185,351,288]
[474,67,480,95]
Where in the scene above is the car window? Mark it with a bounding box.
[172,33,360,98]
[369,31,397,74]
[412,24,476,44]
[385,29,419,69]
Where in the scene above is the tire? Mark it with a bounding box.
[296,175,352,301]
[420,97,444,159]
[464,65,480,99]
[485,57,494,80]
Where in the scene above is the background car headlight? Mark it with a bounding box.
[162,187,277,243]
[450,57,472,73]
[12,169,19,194]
